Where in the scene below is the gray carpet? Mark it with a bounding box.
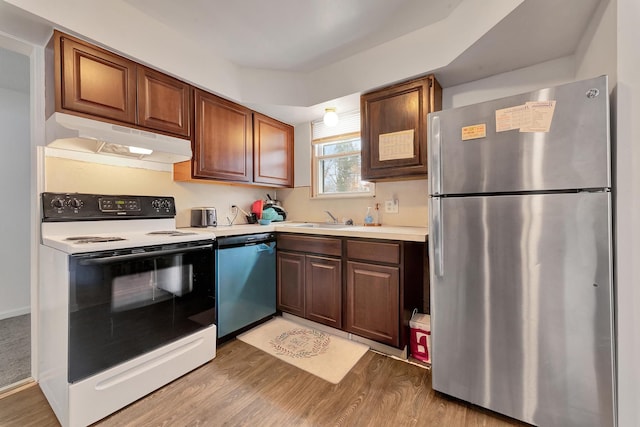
[0,314,31,388]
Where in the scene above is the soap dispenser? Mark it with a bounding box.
[364,207,374,225]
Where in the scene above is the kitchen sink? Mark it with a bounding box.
[284,222,352,229]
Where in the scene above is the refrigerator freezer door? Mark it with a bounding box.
[428,76,610,196]
[429,191,614,426]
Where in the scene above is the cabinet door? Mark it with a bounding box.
[277,251,305,317]
[360,75,441,181]
[305,255,342,329]
[193,89,253,182]
[137,66,191,137]
[253,112,294,187]
[345,261,400,346]
[59,34,137,123]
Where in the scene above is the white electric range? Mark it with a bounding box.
[39,192,217,427]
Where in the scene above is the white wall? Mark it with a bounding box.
[574,0,617,84]
[0,84,31,318]
[293,123,311,187]
[442,56,576,109]
[612,0,640,424]
[44,157,272,228]
[278,180,429,227]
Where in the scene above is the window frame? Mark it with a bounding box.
[311,130,375,199]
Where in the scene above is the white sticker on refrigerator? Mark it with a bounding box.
[496,101,556,133]
[461,124,486,141]
[496,105,528,132]
[520,101,556,133]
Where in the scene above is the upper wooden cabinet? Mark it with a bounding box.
[49,30,191,138]
[192,89,253,182]
[137,66,191,137]
[57,32,137,124]
[175,101,295,187]
[360,75,442,181]
[253,112,294,187]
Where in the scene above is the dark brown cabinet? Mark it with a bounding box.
[57,32,137,124]
[51,31,191,138]
[253,112,294,187]
[345,239,424,348]
[360,74,442,181]
[276,234,342,329]
[276,234,425,349]
[174,99,294,187]
[277,251,305,317]
[305,255,342,328]
[346,261,400,346]
[191,89,253,182]
[137,66,191,137]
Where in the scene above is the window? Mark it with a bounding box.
[311,111,374,198]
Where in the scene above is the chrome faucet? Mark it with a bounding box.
[324,210,339,223]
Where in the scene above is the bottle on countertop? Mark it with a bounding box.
[364,207,373,225]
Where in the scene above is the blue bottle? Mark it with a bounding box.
[364,207,373,225]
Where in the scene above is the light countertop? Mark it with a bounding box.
[180,222,428,242]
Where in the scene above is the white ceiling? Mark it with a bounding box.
[121,0,602,122]
[123,0,464,73]
[0,0,603,124]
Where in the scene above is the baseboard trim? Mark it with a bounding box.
[0,307,30,321]
[0,378,35,399]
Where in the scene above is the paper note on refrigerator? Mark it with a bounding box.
[495,105,528,132]
[495,101,556,133]
[520,101,556,132]
[461,124,487,141]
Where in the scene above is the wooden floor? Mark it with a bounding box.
[0,339,526,426]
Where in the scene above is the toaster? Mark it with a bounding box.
[190,207,217,227]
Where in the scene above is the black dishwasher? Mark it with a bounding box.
[215,233,276,341]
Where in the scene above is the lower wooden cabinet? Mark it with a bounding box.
[345,261,400,346]
[276,234,425,349]
[305,255,342,328]
[276,235,342,329]
[276,251,305,317]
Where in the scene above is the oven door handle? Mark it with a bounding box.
[77,243,214,265]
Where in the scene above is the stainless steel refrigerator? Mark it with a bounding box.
[427,76,615,426]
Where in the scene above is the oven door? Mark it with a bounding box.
[68,240,215,383]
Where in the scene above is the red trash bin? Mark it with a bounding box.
[409,312,431,363]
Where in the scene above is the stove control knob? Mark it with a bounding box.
[69,198,83,209]
[160,199,170,209]
[152,199,161,209]
[51,197,66,209]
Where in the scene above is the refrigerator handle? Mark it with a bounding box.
[432,197,443,277]
[429,115,442,195]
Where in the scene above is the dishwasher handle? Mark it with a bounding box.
[216,232,276,249]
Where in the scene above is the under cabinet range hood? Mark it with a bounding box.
[45,112,192,164]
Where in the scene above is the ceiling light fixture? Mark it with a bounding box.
[323,107,338,127]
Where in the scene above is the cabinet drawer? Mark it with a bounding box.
[347,240,400,264]
[277,234,341,256]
